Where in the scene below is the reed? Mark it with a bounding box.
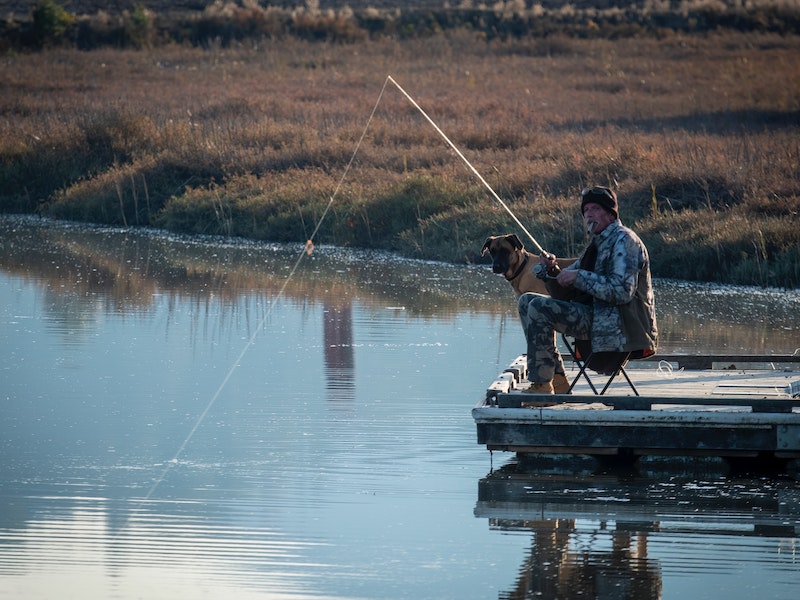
[1,9,799,287]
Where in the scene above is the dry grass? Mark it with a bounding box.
[1,27,799,286]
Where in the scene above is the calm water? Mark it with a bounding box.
[1,216,799,600]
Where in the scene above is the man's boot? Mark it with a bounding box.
[529,380,554,394]
[553,373,571,394]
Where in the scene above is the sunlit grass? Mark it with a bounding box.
[1,24,799,286]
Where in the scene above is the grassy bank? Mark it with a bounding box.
[1,7,799,287]
[3,0,800,50]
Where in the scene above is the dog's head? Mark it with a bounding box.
[481,234,525,276]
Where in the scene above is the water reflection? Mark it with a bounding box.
[0,487,322,599]
[2,217,799,357]
[323,301,355,401]
[2,216,800,600]
[476,458,800,600]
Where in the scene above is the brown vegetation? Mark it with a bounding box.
[1,2,799,287]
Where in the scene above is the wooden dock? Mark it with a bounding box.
[473,353,800,460]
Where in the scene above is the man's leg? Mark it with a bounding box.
[518,293,592,386]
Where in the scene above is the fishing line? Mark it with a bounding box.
[135,76,393,508]
[137,74,536,508]
[386,75,545,254]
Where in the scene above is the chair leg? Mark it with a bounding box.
[619,367,640,396]
[599,371,616,395]
[561,332,639,396]
[600,354,639,396]
[598,364,638,396]
[576,357,599,394]
[562,335,599,394]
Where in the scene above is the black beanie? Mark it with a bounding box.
[581,186,618,219]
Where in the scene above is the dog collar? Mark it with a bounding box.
[506,254,529,282]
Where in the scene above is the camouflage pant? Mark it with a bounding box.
[517,293,593,384]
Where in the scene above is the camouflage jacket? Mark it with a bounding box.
[549,220,658,354]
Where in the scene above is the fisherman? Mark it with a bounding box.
[518,186,658,393]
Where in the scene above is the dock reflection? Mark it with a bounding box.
[475,458,800,600]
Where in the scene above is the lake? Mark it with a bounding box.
[1,215,799,600]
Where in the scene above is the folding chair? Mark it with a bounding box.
[561,334,641,396]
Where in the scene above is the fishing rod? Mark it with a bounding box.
[131,76,549,511]
[386,75,546,255]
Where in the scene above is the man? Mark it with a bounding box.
[518,186,658,393]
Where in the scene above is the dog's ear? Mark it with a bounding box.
[481,236,495,256]
[506,234,524,250]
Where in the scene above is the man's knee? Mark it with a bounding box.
[517,293,532,315]
[517,292,547,316]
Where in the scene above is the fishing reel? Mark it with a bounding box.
[533,263,559,282]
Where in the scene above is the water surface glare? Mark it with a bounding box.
[1,217,799,599]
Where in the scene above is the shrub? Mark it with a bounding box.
[32,0,75,47]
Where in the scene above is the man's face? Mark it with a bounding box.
[582,202,615,235]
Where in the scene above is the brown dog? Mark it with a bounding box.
[481,234,575,297]
[483,233,578,394]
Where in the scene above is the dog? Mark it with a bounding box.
[481,233,575,298]
[482,233,578,394]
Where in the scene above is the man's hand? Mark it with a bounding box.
[538,251,557,270]
[556,269,578,288]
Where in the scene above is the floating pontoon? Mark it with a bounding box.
[473,354,800,460]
